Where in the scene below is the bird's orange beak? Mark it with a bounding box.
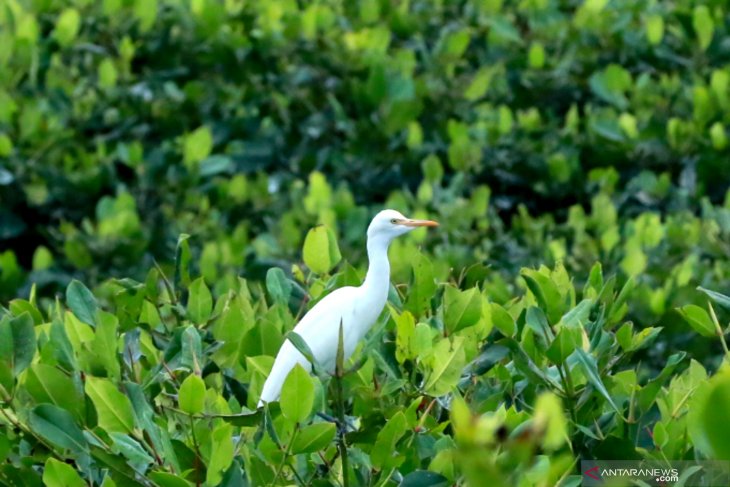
[399,219,439,227]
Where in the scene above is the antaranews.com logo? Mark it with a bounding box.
[581,460,730,486]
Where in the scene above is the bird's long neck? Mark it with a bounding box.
[360,235,391,303]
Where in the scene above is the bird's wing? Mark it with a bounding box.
[257,286,358,407]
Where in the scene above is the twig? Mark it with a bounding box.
[272,427,298,485]
[189,416,202,487]
[709,302,730,361]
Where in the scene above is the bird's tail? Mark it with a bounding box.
[257,340,310,408]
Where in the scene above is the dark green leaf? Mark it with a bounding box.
[66,280,98,327]
[400,471,449,487]
[291,422,336,454]
[28,404,88,454]
[0,312,36,377]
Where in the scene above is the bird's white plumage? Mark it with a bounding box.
[257,209,437,406]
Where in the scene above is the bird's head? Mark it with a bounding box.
[367,209,439,242]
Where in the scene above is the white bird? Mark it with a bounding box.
[258,209,438,406]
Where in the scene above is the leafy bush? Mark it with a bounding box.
[1,236,730,485]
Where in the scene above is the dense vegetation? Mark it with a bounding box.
[1,0,730,485]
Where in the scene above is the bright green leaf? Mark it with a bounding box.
[43,458,86,487]
[280,364,314,423]
[302,225,341,275]
[85,376,136,433]
[179,374,206,415]
[678,304,716,338]
[187,277,212,325]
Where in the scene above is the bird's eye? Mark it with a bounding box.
[390,218,397,224]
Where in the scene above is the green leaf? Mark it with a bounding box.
[608,276,635,324]
[180,325,203,372]
[9,299,43,325]
[291,422,336,454]
[546,327,580,365]
[424,336,465,396]
[422,155,443,183]
[559,299,593,329]
[280,363,314,423]
[28,404,88,454]
[677,304,716,338]
[443,286,482,334]
[212,303,247,368]
[125,382,181,473]
[43,458,85,487]
[638,352,686,413]
[183,126,213,168]
[98,58,118,89]
[491,303,515,337]
[589,64,632,110]
[521,270,563,324]
[187,277,212,325]
[371,411,407,469]
[25,364,83,420]
[85,376,136,433]
[464,67,494,101]
[178,374,206,415]
[574,349,621,415]
[285,331,318,368]
[174,234,192,291]
[266,267,292,305]
[0,311,36,377]
[689,373,730,460]
[53,8,81,47]
[134,0,158,32]
[394,308,416,363]
[215,410,263,427]
[645,14,664,45]
[66,279,98,327]
[302,225,341,274]
[110,432,154,473]
[693,5,714,51]
[206,423,235,485]
[149,472,193,487]
[400,471,449,487]
[533,392,567,450]
[528,42,545,69]
[240,322,282,358]
[438,27,470,60]
[697,287,730,311]
[404,253,437,317]
[710,122,727,150]
[524,306,551,344]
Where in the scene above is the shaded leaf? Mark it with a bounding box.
[28,404,88,454]
[291,422,336,454]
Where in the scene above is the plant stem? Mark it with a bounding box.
[188,415,202,487]
[272,426,298,486]
[709,303,730,361]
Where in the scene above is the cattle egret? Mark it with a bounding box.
[258,209,438,406]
